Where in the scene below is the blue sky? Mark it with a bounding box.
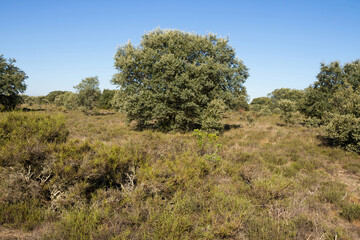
[1,0,360,100]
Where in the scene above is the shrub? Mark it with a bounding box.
[340,202,360,221]
[323,113,360,153]
[278,99,303,125]
[52,206,102,240]
[318,181,347,204]
[304,117,321,128]
[250,97,273,112]
[0,200,50,230]
[259,106,272,116]
[0,112,68,144]
[0,112,69,204]
[200,99,227,133]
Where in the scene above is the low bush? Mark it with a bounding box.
[0,200,52,230]
[323,113,360,153]
[340,202,360,221]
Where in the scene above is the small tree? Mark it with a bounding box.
[74,76,101,110]
[112,29,249,131]
[98,89,116,109]
[0,55,27,110]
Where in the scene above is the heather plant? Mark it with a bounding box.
[0,106,359,239]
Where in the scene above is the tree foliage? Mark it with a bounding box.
[74,76,100,110]
[46,91,68,103]
[300,60,360,153]
[112,29,249,131]
[300,60,360,119]
[0,55,27,110]
[98,89,116,109]
[268,88,304,104]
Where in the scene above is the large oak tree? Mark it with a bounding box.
[112,29,249,131]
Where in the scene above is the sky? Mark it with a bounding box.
[1,0,360,100]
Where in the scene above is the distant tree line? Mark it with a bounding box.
[250,60,360,153]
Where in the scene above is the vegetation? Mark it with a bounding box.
[74,76,101,111]
[46,91,69,103]
[1,31,360,239]
[300,60,360,119]
[0,105,359,239]
[112,29,249,131]
[0,55,27,111]
[97,89,117,110]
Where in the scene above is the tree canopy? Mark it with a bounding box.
[74,76,100,110]
[301,60,360,118]
[0,55,27,110]
[112,29,249,131]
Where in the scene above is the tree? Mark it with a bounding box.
[301,60,360,153]
[300,60,360,119]
[98,89,117,109]
[268,88,304,104]
[112,29,249,131]
[46,91,68,103]
[74,76,100,110]
[0,55,27,110]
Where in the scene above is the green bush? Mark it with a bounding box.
[278,99,303,125]
[250,97,273,112]
[0,112,69,205]
[304,117,321,128]
[323,113,360,153]
[200,99,227,133]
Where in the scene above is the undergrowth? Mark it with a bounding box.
[0,108,359,239]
